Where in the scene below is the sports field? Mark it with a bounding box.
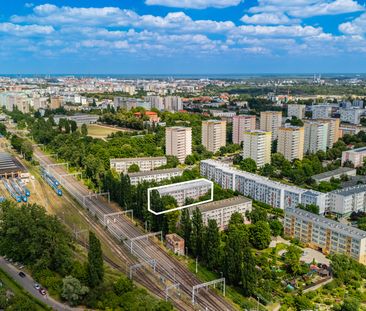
[86,124,132,139]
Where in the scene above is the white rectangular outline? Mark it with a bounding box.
[147,178,214,215]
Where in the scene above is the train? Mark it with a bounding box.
[2,179,22,203]
[40,168,62,196]
[16,178,30,197]
[9,178,28,202]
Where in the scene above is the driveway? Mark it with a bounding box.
[0,257,80,311]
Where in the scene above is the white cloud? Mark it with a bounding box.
[145,0,242,9]
[249,0,364,18]
[0,23,54,36]
[241,13,299,25]
[339,13,366,34]
[233,25,323,37]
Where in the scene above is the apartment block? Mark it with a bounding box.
[311,104,333,119]
[202,120,227,153]
[304,121,328,154]
[260,111,282,141]
[287,104,305,120]
[277,126,305,161]
[316,118,340,148]
[284,207,366,264]
[156,179,211,206]
[340,108,365,125]
[242,130,271,167]
[50,96,62,110]
[342,147,366,167]
[164,96,183,112]
[200,160,328,213]
[110,157,167,174]
[191,196,252,230]
[329,185,366,216]
[146,96,164,111]
[165,127,192,163]
[232,115,256,144]
[128,168,183,186]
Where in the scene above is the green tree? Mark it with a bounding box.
[284,245,302,275]
[249,221,271,250]
[87,231,104,288]
[190,208,204,258]
[242,247,256,297]
[240,158,257,173]
[128,163,140,173]
[114,277,134,295]
[61,276,89,306]
[202,219,220,270]
[81,124,88,136]
[269,219,283,237]
[341,298,361,311]
[248,207,268,224]
[179,209,192,252]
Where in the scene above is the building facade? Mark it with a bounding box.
[311,104,333,119]
[200,160,328,213]
[287,104,305,120]
[329,185,366,216]
[304,121,329,154]
[260,111,282,141]
[242,130,271,167]
[342,147,366,167]
[110,157,167,173]
[340,108,365,125]
[202,120,227,153]
[284,207,366,264]
[277,126,305,161]
[165,127,192,163]
[232,115,256,144]
[128,168,184,186]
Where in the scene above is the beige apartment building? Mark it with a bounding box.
[314,118,340,148]
[277,126,305,161]
[242,130,272,167]
[260,111,282,141]
[202,120,227,153]
[165,126,192,163]
[232,115,256,144]
[50,96,62,110]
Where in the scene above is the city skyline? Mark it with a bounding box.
[1,0,366,74]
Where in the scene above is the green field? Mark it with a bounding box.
[86,124,131,138]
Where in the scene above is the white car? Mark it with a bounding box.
[34,283,40,290]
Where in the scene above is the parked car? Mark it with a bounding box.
[18,272,26,278]
[34,283,40,290]
[39,288,46,296]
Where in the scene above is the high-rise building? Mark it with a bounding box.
[314,118,340,148]
[164,96,183,112]
[260,111,282,141]
[242,130,271,167]
[287,104,305,120]
[146,96,164,111]
[50,96,62,110]
[277,126,305,161]
[202,120,227,153]
[232,115,256,144]
[340,108,365,124]
[304,121,328,154]
[311,104,333,119]
[165,127,192,163]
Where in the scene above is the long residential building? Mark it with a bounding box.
[128,168,184,186]
[328,185,366,216]
[200,159,328,213]
[165,126,192,163]
[260,111,282,141]
[277,126,305,161]
[110,157,167,173]
[156,179,212,206]
[190,196,252,230]
[202,120,227,153]
[242,130,271,167]
[304,120,328,154]
[342,147,366,167]
[284,207,366,264]
[232,115,256,144]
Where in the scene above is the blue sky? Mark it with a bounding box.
[1,0,366,74]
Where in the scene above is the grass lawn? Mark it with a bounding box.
[86,124,131,138]
[0,268,50,311]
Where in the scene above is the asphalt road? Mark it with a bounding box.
[0,257,78,311]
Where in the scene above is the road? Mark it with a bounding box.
[0,257,78,311]
[34,147,236,311]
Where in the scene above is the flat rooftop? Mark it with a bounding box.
[191,196,251,213]
[331,184,366,197]
[128,168,183,178]
[156,179,212,195]
[312,167,356,181]
[110,156,166,163]
[0,152,26,175]
[285,207,366,240]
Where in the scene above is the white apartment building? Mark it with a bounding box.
[304,121,328,154]
[164,96,183,112]
[110,157,167,174]
[242,130,271,167]
[128,168,183,186]
[287,104,305,120]
[232,115,256,144]
[277,126,305,161]
[165,127,192,163]
[200,160,328,213]
[146,96,164,111]
[311,104,333,119]
[191,196,252,230]
[284,207,366,264]
[202,120,227,153]
[313,118,340,148]
[340,108,365,125]
[342,147,366,167]
[260,111,282,141]
[329,185,366,216]
[156,179,211,206]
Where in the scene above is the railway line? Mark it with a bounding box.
[34,148,235,311]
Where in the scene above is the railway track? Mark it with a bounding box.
[34,148,236,311]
